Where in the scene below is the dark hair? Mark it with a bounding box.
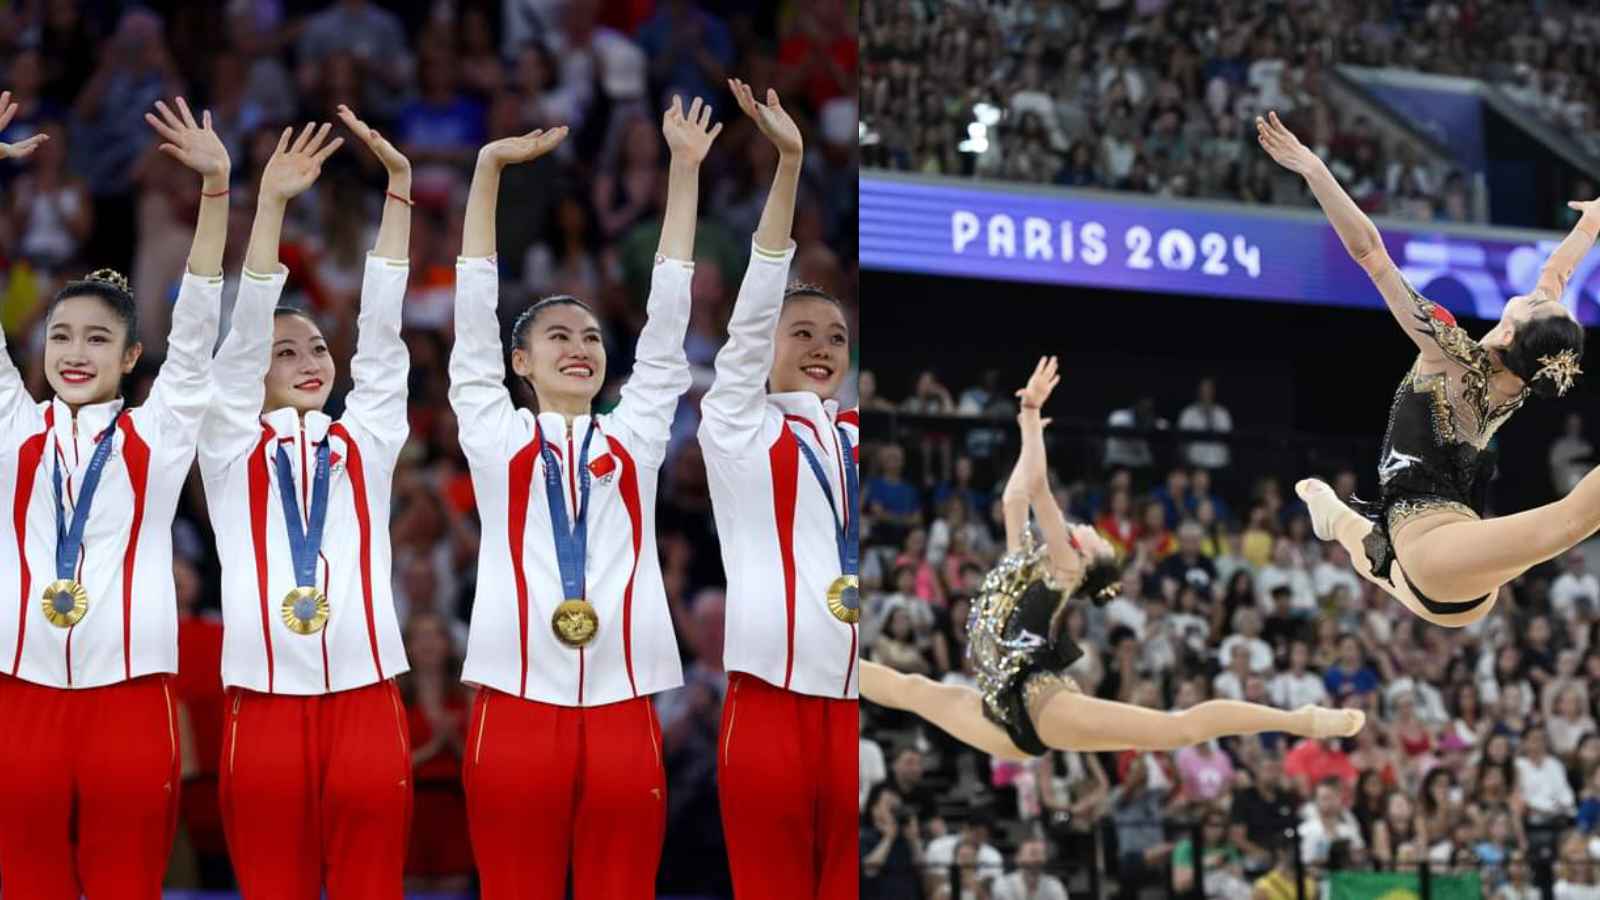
[1074,555,1120,605]
[783,281,842,308]
[511,295,598,351]
[1502,312,1584,399]
[273,306,321,328]
[50,269,138,346]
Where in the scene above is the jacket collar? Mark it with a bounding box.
[50,395,126,438]
[261,406,333,444]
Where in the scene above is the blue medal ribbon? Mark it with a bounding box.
[792,424,860,589]
[52,412,123,581]
[541,421,597,602]
[274,440,331,589]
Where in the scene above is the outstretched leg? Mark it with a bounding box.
[1036,691,1364,753]
[859,661,1030,760]
[1296,479,1496,627]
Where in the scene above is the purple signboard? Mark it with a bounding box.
[860,175,1600,326]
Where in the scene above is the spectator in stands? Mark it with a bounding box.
[924,816,1004,895]
[1173,809,1250,898]
[1112,748,1177,895]
[1179,377,1233,470]
[635,0,735,105]
[1176,739,1236,807]
[992,836,1067,900]
[872,604,931,676]
[1285,734,1358,799]
[1553,550,1600,621]
[1256,537,1315,613]
[1550,414,1593,497]
[1299,777,1366,866]
[295,0,411,117]
[1251,836,1318,900]
[889,745,938,825]
[1214,643,1253,701]
[1554,830,1598,898]
[1152,468,1191,529]
[1095,488,1140,556]
[400,612,472,892]
[1270,639,1329,710]
[1157,521,1219,596]
[867,444,923,541]
[1104,395,1164,474]
[1231,755,1300,868]
[1519,725,1578,824]
[1325,634,1380,699]
[1218,607,1274,674]
[861,783,926,900]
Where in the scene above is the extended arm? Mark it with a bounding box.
[1257,111,1457,363]
[449,126,568,459]
[1536,201,1600,301]
[336,105,412,456]
[143,98,233,437]
[0,91,47,432]
[699,81,802,453]
[610,97,721,463]
[204,123,342,469]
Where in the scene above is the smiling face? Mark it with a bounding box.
[265,312,336,414]
[511,301,606,411]
[769,296,849,398]
[44,295,141,407]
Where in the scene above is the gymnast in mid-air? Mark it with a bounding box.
[1257,110,1593,628]
[860,357,1365,759]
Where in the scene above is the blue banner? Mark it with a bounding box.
[860,174,1600,326]
[1352,71,1487,173]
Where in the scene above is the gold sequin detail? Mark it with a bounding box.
[967,535,1070,731]
[1387,496,1478,534]
[1022,671,1079,720]
[1407,296,1527,450]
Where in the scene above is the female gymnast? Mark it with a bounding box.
[0,93,228,898]
[1257,110,1594,627]
[448,96,716,898]
[198,108,416,897]
[698,80,855,898]
[860,357,1365,760]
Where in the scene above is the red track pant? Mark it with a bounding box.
[219,679,412,900]
[0,673,181,900]
[463,690,666,899]
[718,673,859,899]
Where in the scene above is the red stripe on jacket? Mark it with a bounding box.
[9,408,52,675]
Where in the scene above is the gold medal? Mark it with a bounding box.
[281,586,330,635]
[41,579,89,628]
[551,599,599,648]
[826,574,861,624]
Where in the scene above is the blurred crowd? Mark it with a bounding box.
[857,0,1600,223]
[861,369,1600,900]
[0,0,858,894]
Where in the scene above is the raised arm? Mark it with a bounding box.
[1536,200,1600,301]
[141,97,233,438]
[0,91,47,434]
[203,123,341,471]
[610,96,721,464]
[449,126,567,460]
[335,105,412,457]
[1001,357,1056,553]
[1257,112,1455,364]
[700,81,801,454]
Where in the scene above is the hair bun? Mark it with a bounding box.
[85,269,131,295]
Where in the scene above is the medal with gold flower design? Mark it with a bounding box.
[46,411,123,629]
[826,574,860,624]
[281,586,330,635]
[551,598,599,648]
[41,579,89,628]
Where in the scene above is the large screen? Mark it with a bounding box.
[860,173,1600,326]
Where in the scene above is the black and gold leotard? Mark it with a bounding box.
[1351,296,1527,615]
[966,540,1083,757]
